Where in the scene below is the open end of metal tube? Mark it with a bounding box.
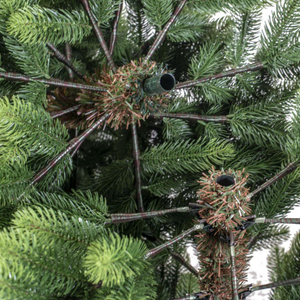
[216,175,235,187]
[160,73,176,91]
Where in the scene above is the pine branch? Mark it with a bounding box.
[7,5,92,45]
[50,104,82,119]
[80,0,117,72]
[229,231,239,300]
[109,2,122,56]
[65,43,74,80]
[107,206,190,224]
[29,113,109,188]
[176,62,263,89]
[247,162,299,199]
[131,121,144,212]
[0,71,107,92]
[150,112,228,123]
[46,43,85,81]
[145,0,188,61]
[145,224,204,259]
[250,277,300,292]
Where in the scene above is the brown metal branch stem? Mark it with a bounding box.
[46,43,85,81]
[176,63,263,89]
[169,250,198,277]
[145,0,188,61]
[131,121,144,212]
[50,105,81,119]
[80,0,117,72]
[150,112,228,123]
[109,2,123,56]
[0,71,106,92]
[247,161,298,199]
[65,43,74,80]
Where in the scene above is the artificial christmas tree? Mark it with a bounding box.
[0,0,300,299]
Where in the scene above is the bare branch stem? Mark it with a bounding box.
[0,71,106,92]
[176,63,263,89]
[47,43,85,81]
[80,0,117,72]
[131,121,144,212]
[145,0,188,61]
[50,105,81,119]
[109,2,123,56]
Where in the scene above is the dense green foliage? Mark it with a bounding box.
[0,0,300,299]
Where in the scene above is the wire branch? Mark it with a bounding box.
[0,71,106,92]
[229,231,239,300]
[131,121,144,212]
[107,206,190,224]
[29,113,110,187]
[250,277,300,292]
[80,0,117,72]
[247,161,298,199]
[50,104,82,119]
[145,223,204,259]
[150,112,228,123]
[109,2,123,56]
[176,63,263,89]
[145,0,188,61]
[65,43,74,80]
[255,217,300,225]
[46,43,85,81]
[169,250,198,277]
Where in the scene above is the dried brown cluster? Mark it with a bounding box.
[47,59,171,130]
[196,167,252,299]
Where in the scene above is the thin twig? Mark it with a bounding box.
[176,63,263,89]
[0,71,106,92]
[50,105,82,119]
[150,112,228,123]
[131,121,144,212]
[145,0,188,61]
[80,0,117,72]
[47,43,85,81]
[109,2,123,56]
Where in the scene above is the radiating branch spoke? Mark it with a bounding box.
[145,0,188,61]
[145,223,204,259]
[65,43,74,80]
[47,43,86,81]
[109,2,123,56]
[80,0,117,72]
[29,113,110,188]
[169,250,198,277]
[107,206,190,224]
[0,71,106,92]
[131,121,144,212]
[150,112,228,123]
[255,217,300,225]
[50,104,82,119]
[176,63,263,89]
[229,231,239,300]
[247,161,298,199]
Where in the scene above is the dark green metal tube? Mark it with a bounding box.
[143,73,176,95]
